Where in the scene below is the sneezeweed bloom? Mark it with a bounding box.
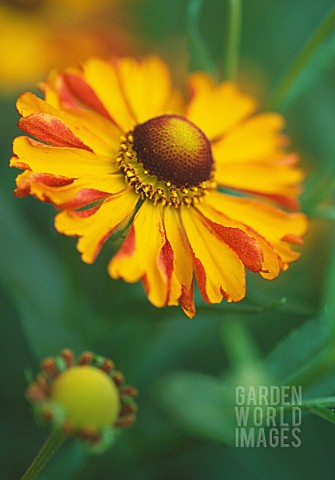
[26,349,137,450]
[11,56,308,317]
[0,0,135,94]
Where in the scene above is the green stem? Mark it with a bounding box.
[187,0,216,75]
[224,0,242,79]
[21,430,67,480]
[221,318,260,367]
[197,297,290,316]
[269,4,335,110]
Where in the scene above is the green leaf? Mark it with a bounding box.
[0,200,84,358]
[321,244,335,340]
[301,171,335,214]
[269,5,335,110]
[158,371,236,444]
[264,318,328,384]
[303,397,335,408]
[304,405,335,425]
[312,206,335,221]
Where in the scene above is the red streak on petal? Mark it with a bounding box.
[74,206,100,218]
[180,284,196,318]
[50,75,81,109]
[32,173,74,187]
[263,193,300,211]
[220,286,232,302]
[281,233,303,245]
[142,274,150,297]
[19,114,92,151]
[160,240,174,279]
[200,217,263,273]
[192,255,210,303]
[11,158,31,171]
[14,185,31,197]
[159,239,174,303]
[63,73,112,120]
[29,138,52,147]
[242,189,300,211]
[117,225,136,258]
[15,172,73,197]
[92,228,117,262]
[58,189,109,210]
[277,153,300,166]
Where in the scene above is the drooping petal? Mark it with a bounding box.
[180,207,246,303]
[109,201,173,308]
[186,73,257,141]
[194,207,264,273]
[55,189,138,264]
[163,207,195,317]
[197,198,282,279]
[11,136,118,177]
[206,192,308,277]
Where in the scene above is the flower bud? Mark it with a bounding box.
[26,349,137,450]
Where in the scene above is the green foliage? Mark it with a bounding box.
[158,371,235,443]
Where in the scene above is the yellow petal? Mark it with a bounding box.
[206,192,308,275]
[181,207,246,303]
[215,162,304,208]
[109,202,171,308]
[55,189,138,263]
[83,57,135,131]
[195,203,264,272]
[16,171,126,208]
[186,73,257,140]
[212,113,286,166]
[12,136,117,177]
[163,207,195,316]
[208,192,307,240]
[116,56,173,124]
[197,199,282,280]
[17,92,120,155]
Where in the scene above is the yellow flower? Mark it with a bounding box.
[11,56,308,317]
[0,1,134,94]
[26,350,137,446]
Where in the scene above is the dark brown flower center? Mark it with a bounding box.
[132,115,213,188]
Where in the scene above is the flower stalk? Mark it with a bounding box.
[187,0,216,75]
[270,4,335,110]
[221,318,261,368]
[21,429,66,480]
[224,0,242,80]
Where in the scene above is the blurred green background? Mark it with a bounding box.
[1,0,335,478]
